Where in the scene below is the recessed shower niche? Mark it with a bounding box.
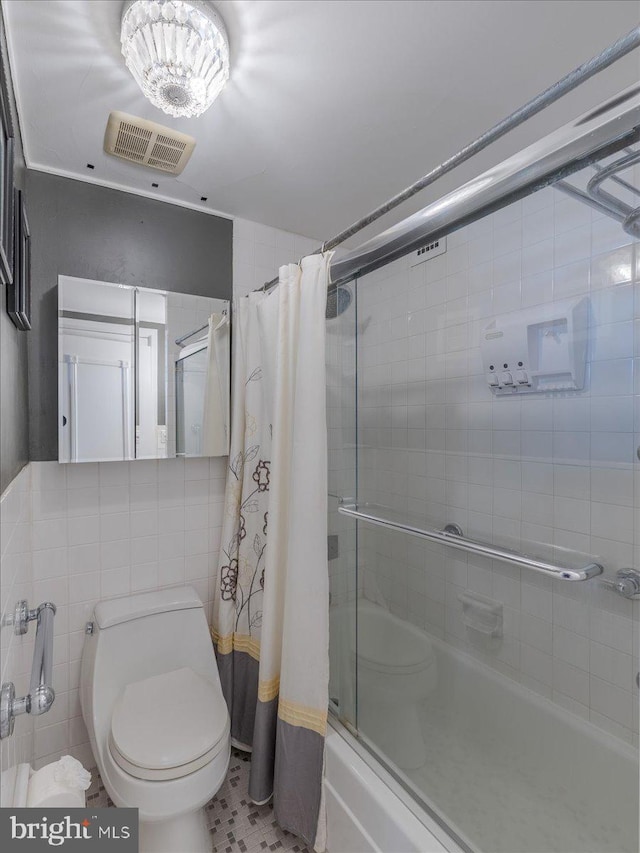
[58,275,230,462]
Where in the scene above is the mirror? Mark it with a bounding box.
[58,276,230,462]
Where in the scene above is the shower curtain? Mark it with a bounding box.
[202,311,230,456]
[212,254,331,850]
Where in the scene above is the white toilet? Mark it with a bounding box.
[80,586,231,853]
[356,601,438,771]
[331,600,437,771]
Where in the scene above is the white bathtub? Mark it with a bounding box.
[325,723,458,853]
[326,601,638,853]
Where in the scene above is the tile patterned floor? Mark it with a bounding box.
[86,749,312,853]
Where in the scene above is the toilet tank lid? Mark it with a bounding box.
[95,587,203,629]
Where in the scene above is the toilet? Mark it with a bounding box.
[80,586,230,853]
[331,599,437,771]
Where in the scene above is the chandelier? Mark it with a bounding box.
[121,0,230,119]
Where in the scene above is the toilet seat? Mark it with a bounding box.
[358,653,436,676]
[354,603,437,675]
[109,667,229,781]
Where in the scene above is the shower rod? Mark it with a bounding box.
[175,309,228,347]
[254,24,640,294]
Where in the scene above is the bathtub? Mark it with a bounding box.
[325,601,638,853]
[325,723,458,853]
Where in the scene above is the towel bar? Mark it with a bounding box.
[338,503,603,582]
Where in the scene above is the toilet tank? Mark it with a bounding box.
[80,587,220,745]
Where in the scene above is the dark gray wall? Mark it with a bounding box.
[25,170,233,461]
[0,6,28,494]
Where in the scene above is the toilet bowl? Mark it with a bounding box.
[80,587,231,853]
[331,600,437,771]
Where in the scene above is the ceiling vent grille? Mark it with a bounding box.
[104,111,195,175]
[410,236,447,268]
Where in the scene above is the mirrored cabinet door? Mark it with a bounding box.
[170,295,230,458]
[59,277,136,462]
[58,275,230,462]
[135,287,168,459]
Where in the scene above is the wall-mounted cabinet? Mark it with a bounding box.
[58,275,229,462]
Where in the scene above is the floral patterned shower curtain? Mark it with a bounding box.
[212,255,331,851]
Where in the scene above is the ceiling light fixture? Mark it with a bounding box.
[121,0,230,119]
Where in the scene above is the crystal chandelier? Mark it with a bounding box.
[121,0,230,119]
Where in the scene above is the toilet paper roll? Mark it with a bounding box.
[26,760,89,809]
[26,788,86,808]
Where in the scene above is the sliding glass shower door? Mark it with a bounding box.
[327,282,359,730]
[329,172,640,852]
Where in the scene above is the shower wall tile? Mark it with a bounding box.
[355,190,640,745]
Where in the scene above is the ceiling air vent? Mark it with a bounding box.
[410,236,447,268]
[103,111,196,175]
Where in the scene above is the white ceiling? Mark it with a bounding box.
[3,0,640,245]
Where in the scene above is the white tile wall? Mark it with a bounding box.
[0,464,34,774]
[352,187,640,744]
[232,218,319,299]
[22,456,226,769]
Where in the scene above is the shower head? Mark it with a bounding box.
[326,283,353,319]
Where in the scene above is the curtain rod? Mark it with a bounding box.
[253,24,640,294]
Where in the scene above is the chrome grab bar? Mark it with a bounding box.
[29,603,56,715]
[0,601,56,740]
[338,503,603,582]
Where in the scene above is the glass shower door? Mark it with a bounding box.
[327,283,358,730]
[337,180,640,852]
